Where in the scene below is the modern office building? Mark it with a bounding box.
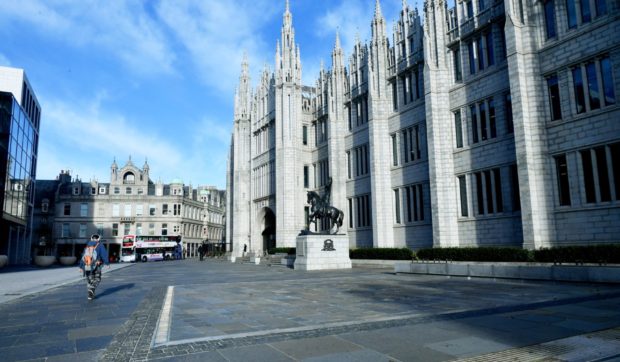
[0,66,41,265]
[226,0,620,256]
[32,159,226,259]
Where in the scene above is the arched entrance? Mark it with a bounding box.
[257,207,276,253]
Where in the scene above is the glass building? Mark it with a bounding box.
[0,66,41,265]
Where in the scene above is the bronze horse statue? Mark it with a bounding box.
[307,190,344,234]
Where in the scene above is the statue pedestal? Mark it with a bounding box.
[294,234,351,271]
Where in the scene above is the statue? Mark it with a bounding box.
[304,178,344,234]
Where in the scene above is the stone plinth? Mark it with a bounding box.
[294,234,351,271]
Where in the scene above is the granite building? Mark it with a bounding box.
[226,0,620,256]
[33,159,226,259]
[0,66,41,265]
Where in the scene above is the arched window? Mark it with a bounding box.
[123,172,135,184]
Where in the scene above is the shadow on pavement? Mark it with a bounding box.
[97,283,135,298]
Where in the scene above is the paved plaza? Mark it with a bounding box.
[1,260,620,361]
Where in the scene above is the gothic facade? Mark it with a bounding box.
[226,0,620,256]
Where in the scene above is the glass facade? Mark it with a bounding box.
[0,91,40,263]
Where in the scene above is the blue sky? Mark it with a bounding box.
[0,0,421,189]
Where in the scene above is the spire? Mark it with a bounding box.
[402,0,408,10]
[283,0,292,29]
[374,0,383,20]
[334,29,341,50]
[241,51,249,79]
[234,54,252,120]
[285,0,290,14]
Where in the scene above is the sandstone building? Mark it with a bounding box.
[33,159,226,259]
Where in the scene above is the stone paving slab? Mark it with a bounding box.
[2,259,620,361]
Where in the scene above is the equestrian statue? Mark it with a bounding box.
[305,177,344,234]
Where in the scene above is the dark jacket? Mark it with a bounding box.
[79,241,109,269]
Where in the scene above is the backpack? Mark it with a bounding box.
[82,242,100,272]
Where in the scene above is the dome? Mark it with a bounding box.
[199,189,210,196]
[170,178,183,184]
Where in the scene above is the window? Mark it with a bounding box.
[347,151,352,178]
[572,57,614,113]
[489,99,497,138]
[112,223,119,236]
[149,205,156,216]
[124,223,130,236]
[80,203,88,217]
[41,200,49,213]
[173,204,181,216]
[476,37,484,71]
[580,0,591,23]
[471,105,479,143]
[581,145,617,203]
[149,223,155,235]
[404,184,424,222]
[510,164,521,211]
[480,102,487,141]
[474,168,503,215]
[566,0,577,28]
[392,81,398,110]
[485,32,494,66]
[505,93,514,133]
[348,199,353,228]
[455,110,463,148]
[124,204,131,217]
[459,176,469,217]
[91,187,96,195]
[586,62,600,110]
[392,135,398,166]
[468,41,476,75]
[173,225,180,233]
[572,67,586,114]
[72,187,79,195]
[304,166,309,188]
[136,205,143,216]
[137,188,143,195]
[64,203,71,216]
[114,187,120,194]
[465,0,473,18]
[595,0,607,16]
[126,187,132,194]
[453,48,462,82]
[547,75,562,120]
[601,57,615,106]
[394,189,401,224]
[97,223,104,236]
[162,204,169,215]
[136,223,143,236]
[99,187,106,194]
[112,204,120,217]
[478,0,485,11]
[555,154,571,206]
[162,223,168,236]
[302,125,308,145]
[62,223,70,237]
[543,0,557,39]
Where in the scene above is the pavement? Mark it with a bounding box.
[0,259,619,361]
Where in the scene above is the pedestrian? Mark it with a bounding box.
[198,244,204,261]
[243,243,247,256]
[79,234,109,301]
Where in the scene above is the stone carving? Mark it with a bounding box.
[321,239,335,251]
[304,178,344,235]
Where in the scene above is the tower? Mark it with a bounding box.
[229,54,253,256]
[274,0,303,246]
[423,0,459,247]
[367,0,395,247]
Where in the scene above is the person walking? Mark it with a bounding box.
[79,234,109,300]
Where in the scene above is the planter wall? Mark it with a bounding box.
[34,255,56,267]
[59,256,77,266]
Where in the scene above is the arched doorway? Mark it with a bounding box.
[257,207,276,253]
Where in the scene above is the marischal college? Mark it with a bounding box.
[226,0,620,256]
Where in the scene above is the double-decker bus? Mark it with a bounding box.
[121,235,178,262]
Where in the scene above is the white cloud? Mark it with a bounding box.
[155,0,279,96]
[0,0,175,76]
[37,93,185,183]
